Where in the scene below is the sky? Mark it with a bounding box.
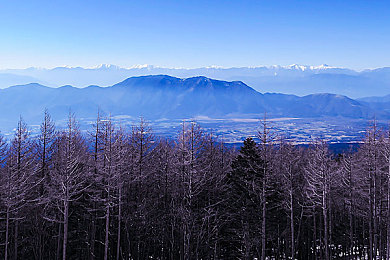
[0,0,389,70]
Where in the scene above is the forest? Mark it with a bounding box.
[0,111,389,260]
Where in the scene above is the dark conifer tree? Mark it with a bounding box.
[225,137,264,259]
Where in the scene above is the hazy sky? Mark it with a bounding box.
[0,0,389,70]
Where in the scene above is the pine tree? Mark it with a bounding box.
[227,137,264,259]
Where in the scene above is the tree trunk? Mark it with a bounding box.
[56,223,62,260]
[374,153,378,259]
[104,204,110,260]
[329,202,333,257]
[387,157,390,260]
[369,171,374,260]
[313,208,317,260]
[39,220,43,260]
[261,171,266,260]
[117,187,122,260]
[349,169,354,260]
[63,201,69,260]
[14,220,18,260]
[5,207,9,260]
[90,218,96,260]
[323,189,330,260]
[349,203,354,259]
[290,188,295,259]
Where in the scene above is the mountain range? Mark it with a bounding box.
[0,75,388,132]
[1,64,390,98]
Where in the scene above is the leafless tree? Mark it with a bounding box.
[45,112,89,260]
[277,140,304,259]
[174,121,206,260]
[304,140,336,260]
[30,109,57,260]
[257,115,276,260]
[359,121,384,259]
[0,133,9,260]
[0,118,35,260]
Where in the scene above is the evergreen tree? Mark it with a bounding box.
[226,137,264,259]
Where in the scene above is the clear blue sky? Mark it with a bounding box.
[0,0,389,70]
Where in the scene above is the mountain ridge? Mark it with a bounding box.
[0,75,385,133]
[1,64,390,97]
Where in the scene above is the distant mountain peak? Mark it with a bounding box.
[286,64,309,71]
[94,64,121,70]
[58,85,75,89]
[284,64,337,71]
[316,64,330,68]
[307,93,350,99]
[8,82,48,89]
[128,64,153,69]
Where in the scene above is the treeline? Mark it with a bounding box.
[0,111,390,260]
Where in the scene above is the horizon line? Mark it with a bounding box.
[1,63,389,72]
